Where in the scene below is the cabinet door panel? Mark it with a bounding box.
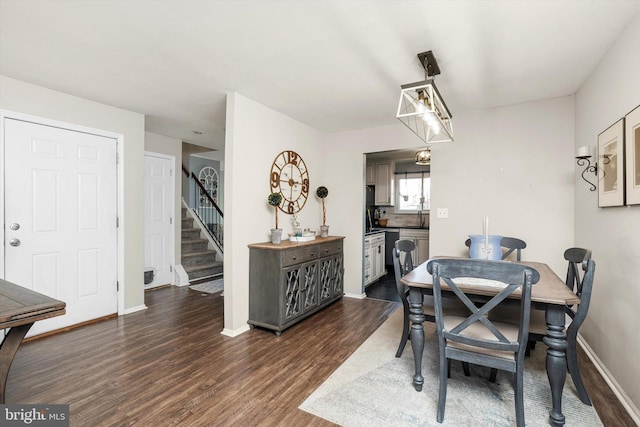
[332,255,344,295]
[374,162,392,205]
[416,238,429,265]
[302,262,319,311]
[319,256,334,302]
[282,264,304,321]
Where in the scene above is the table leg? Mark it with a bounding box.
[0,323,34,404]
[543,305,567,426]
[408,287,425,391]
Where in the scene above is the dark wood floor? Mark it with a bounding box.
[5,285,634,426]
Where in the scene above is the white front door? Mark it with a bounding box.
[3,118,118,336]
[143,153,174,288]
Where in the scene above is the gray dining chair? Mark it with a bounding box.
[426,258,540,427]
[465,236,527,261]
[527,248,595,405]
[392,240,469,373]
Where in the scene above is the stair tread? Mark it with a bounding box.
[184,262,223,272]
[182,238,208,243]
[182,249,216,257]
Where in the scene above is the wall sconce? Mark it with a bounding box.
[576,146,610,191]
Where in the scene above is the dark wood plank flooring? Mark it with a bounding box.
[5,285,634,426]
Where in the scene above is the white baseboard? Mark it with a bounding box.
[123,304,147,315]
[221,324,251,337]
[578,335,640,424]
[174,264,190,287]
[344,292,367,299]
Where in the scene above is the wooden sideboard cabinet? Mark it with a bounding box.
[248,236,344,336]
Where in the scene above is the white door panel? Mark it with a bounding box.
[144,154,173,288]
[3,118,118,336]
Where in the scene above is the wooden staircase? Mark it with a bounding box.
[181,208,222,281]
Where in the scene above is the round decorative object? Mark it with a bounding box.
[270,150,309,214]
[316,186,328,198]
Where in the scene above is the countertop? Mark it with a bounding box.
[248,235,344,250]
[365,225,429,236]
[370,225,429,230]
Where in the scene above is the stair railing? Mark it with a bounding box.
[183,166,224,253]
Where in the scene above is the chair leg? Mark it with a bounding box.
[514,370,525,427]
[395,306,410,358]
[438,355,448,423]
[525,340,533,357]
[447,360,470,378]
[489,368,497,383]
[462,362,470,377]
[566,336,592,405]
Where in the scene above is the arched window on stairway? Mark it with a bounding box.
[198,166,219,207]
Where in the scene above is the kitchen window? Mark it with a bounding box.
[395,172,430,212]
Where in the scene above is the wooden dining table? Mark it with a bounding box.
[0,278,66,403]
[401,260,580,427]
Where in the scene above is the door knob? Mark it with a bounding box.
[10,223,20,231]
[9,238,21,247]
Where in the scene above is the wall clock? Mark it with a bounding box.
[270,150,309,214]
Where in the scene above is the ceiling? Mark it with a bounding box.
[1,1,639,152]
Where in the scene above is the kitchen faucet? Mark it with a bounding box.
[418,209,425,227]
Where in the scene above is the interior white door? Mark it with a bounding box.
[143,154,174,288]
[3,118,118,336]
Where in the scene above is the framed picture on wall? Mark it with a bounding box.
[625,105,640,205]
[598,118,625,207]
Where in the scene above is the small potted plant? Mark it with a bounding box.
[268,192,283,244]
[316,186,329,237]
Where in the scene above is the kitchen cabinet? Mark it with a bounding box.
[364,233,385,286]
[248,236,344,335]
[373,162,394,206]
[399,229,429,265]
[366,164,375,185]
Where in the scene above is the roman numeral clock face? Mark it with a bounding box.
[270,150,309,214]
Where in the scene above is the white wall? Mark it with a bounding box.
[325,96,575,296]
[324,125,426,296]
[575,13,640,418]
[223,92,326,334]
[145,131,183,264]
[0,76,146,311]
[431,97,575,276]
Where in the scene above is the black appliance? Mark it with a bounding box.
[365,185,375,229]
[385,230,399,266]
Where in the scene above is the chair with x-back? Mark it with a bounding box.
[393,240,470,369]
[426,258,540,427]
[465,236,527,261]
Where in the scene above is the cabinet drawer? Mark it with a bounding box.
[371,234,385,244]
[282,246,319,267]
[317,240,343,258]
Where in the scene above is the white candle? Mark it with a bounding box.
[577,146,590,157]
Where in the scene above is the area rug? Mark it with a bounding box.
[189,277,223,294]
[300,308,602,427]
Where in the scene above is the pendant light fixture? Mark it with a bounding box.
[415,149,431,165]
[396,51,454,144]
